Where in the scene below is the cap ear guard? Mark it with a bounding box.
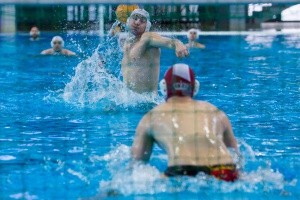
[159,79,167,96]
[159,79,200,98]
[193,80,200,96]
[145,21,151,32]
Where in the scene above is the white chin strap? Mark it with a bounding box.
[159,79,200,98]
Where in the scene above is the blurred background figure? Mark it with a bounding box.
[108,4,139,36]
[185,28,205,49]
[29,26,40,41]
[41,36,76,56]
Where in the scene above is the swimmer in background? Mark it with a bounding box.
[41,36,76,56]
[29,26,40,41]
[185,28,205,49]
[108,4,139,36]
[122,9,189,94]
[131,64,239,182]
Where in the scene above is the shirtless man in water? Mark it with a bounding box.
[122,9,189,94]
[131,64,239,182]
[41,36,76,56]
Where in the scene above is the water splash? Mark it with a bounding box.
[62,37,163,109]
[90,143,293,197]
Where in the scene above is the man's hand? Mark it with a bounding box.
[174,39,189,59]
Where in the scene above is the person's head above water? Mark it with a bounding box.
[187,28,199,41]
[30,26,40,40]
[127,9,151,35]
[116,4,139,24]
[51,36,64,52]
[41,36,75,56]
[159,63,200,100]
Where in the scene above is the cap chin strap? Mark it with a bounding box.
[159,79,200,99]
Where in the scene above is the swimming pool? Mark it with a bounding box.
[0,32,299,199]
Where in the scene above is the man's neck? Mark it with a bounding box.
[188,39,197,44]
[167,96,193,103]
[133,34,142,40]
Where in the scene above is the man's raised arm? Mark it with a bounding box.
[141,32,189,59]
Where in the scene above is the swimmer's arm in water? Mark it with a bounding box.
[185,42,206,49]
[131,114,154,162]
[219,111,239,154]
[141,32,189,59]
[197,43,206,49]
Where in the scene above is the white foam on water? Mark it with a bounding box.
[0,155,16,161]
[90,143,292,197]
[62,39,163,109]
[10,192,38,200]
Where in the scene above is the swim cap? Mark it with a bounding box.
[159,63,200,100]
[116,4,139,24]
[126,9,151,32]
[51,36,64,48]
[187,28,199,39]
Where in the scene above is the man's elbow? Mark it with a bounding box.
[131,151,151,162]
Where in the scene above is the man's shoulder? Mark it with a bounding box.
[150,103,168,113]
[62,49,76,55]
[194,100,219,111]
[41,48,53,54]
[196,43,205,48]
[141,32,160,39]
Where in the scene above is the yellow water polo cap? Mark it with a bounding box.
[116,4,139,24]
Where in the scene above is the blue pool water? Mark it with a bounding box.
[0,32,299,200]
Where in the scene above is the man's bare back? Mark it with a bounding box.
[131,64,239,181]
[142,98,236,166]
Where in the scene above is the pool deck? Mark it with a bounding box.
[0,0,299,5]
